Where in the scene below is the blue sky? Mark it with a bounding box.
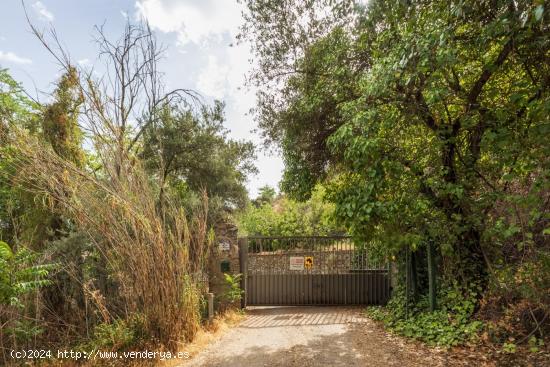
[0,0,284,198]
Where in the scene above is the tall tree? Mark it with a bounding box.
[242,0,550,283]
[42,66,84,167]
[140,101,257,214]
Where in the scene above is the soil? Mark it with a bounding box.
[181,306,498,367]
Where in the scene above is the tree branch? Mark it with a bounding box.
[467,37,514,108]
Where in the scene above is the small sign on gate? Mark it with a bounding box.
[289,256,304,271]
[304,256,313,269]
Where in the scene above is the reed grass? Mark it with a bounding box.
[4,129,209,350]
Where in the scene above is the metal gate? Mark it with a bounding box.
[239,236,391,306]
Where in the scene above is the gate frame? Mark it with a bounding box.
[238,237,248,308]
[238,236,391,308]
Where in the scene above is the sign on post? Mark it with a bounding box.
[219,241,230,251]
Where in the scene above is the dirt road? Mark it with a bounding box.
[182,306,486,367]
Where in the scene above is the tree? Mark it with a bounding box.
[0,69,38,133]
[2,68,86,248]
[253,185,276,207]
[240,0,358,199]
[0,241,53,307]
[237,185,343,236]
[140,101,257,215]
[242,0,550,285]
[28,18,199,180]
[9,16,214,350]
[0,69,39,246]
[0,241,54,361]
[42,66,84,167]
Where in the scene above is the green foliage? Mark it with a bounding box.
[222,273,244,304]
[367,282,484,347]
[0,241,54,308]
[0,68,39,130]
[240,1,357,202]
[237,185,343,236]
[141,101,256,215]
[0,24,229,357]
[527,336,545,353]
[1,68,85,249]
[502,341,517,354]
[84,315,148,352]
[0,69,40,245]
[5,319,46,344]
[243,2,549,351]
[42,66,85,166]
[252,185,276,207]
[243,0,550,274]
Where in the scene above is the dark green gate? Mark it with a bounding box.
[239,236,391,306]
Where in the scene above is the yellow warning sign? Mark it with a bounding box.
[304,256,313,269]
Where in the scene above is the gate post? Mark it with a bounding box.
[238,237,248,308]
[427,240,437,311]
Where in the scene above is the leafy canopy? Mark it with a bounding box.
[140,101,257,212]
[242,0,549,278]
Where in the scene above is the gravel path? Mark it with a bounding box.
[182,306,493,367]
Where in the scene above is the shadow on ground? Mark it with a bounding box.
[184,306,493,367]
[240,306,364,328]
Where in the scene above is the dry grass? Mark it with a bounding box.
[4,129,210,351]
[161,309,245,367]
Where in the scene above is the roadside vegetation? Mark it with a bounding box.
[241,0,549,363]
[236,185,344,236]
[0,19,254,365]
[1,0,549,365]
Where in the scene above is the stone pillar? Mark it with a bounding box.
[208,221,240,310]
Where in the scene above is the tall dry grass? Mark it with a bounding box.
[4,129,209,350]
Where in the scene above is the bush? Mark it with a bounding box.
[0,241,55,353]
[222,273,244,305]
[83,315,148,352]
[0,241,54,307]
[236,185,343,236]
[367,282,484,347]
[7,134,209,350]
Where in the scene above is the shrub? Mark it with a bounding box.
[222,273,244,305]
[7,134,209,350]
[0,241,55,353]
[85,315,148,352]
[236,185,343,236]
[367,281,484,347]
[0,241,54,307]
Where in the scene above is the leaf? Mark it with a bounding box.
[0,241,13,260]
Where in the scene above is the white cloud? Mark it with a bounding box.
[196,55,230,99]
[135,0,241,45]
[135,0,283,195]
[120,10,129,19]
[137,0,253,103]
[32,1,54,22]
[0,51,32,65]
